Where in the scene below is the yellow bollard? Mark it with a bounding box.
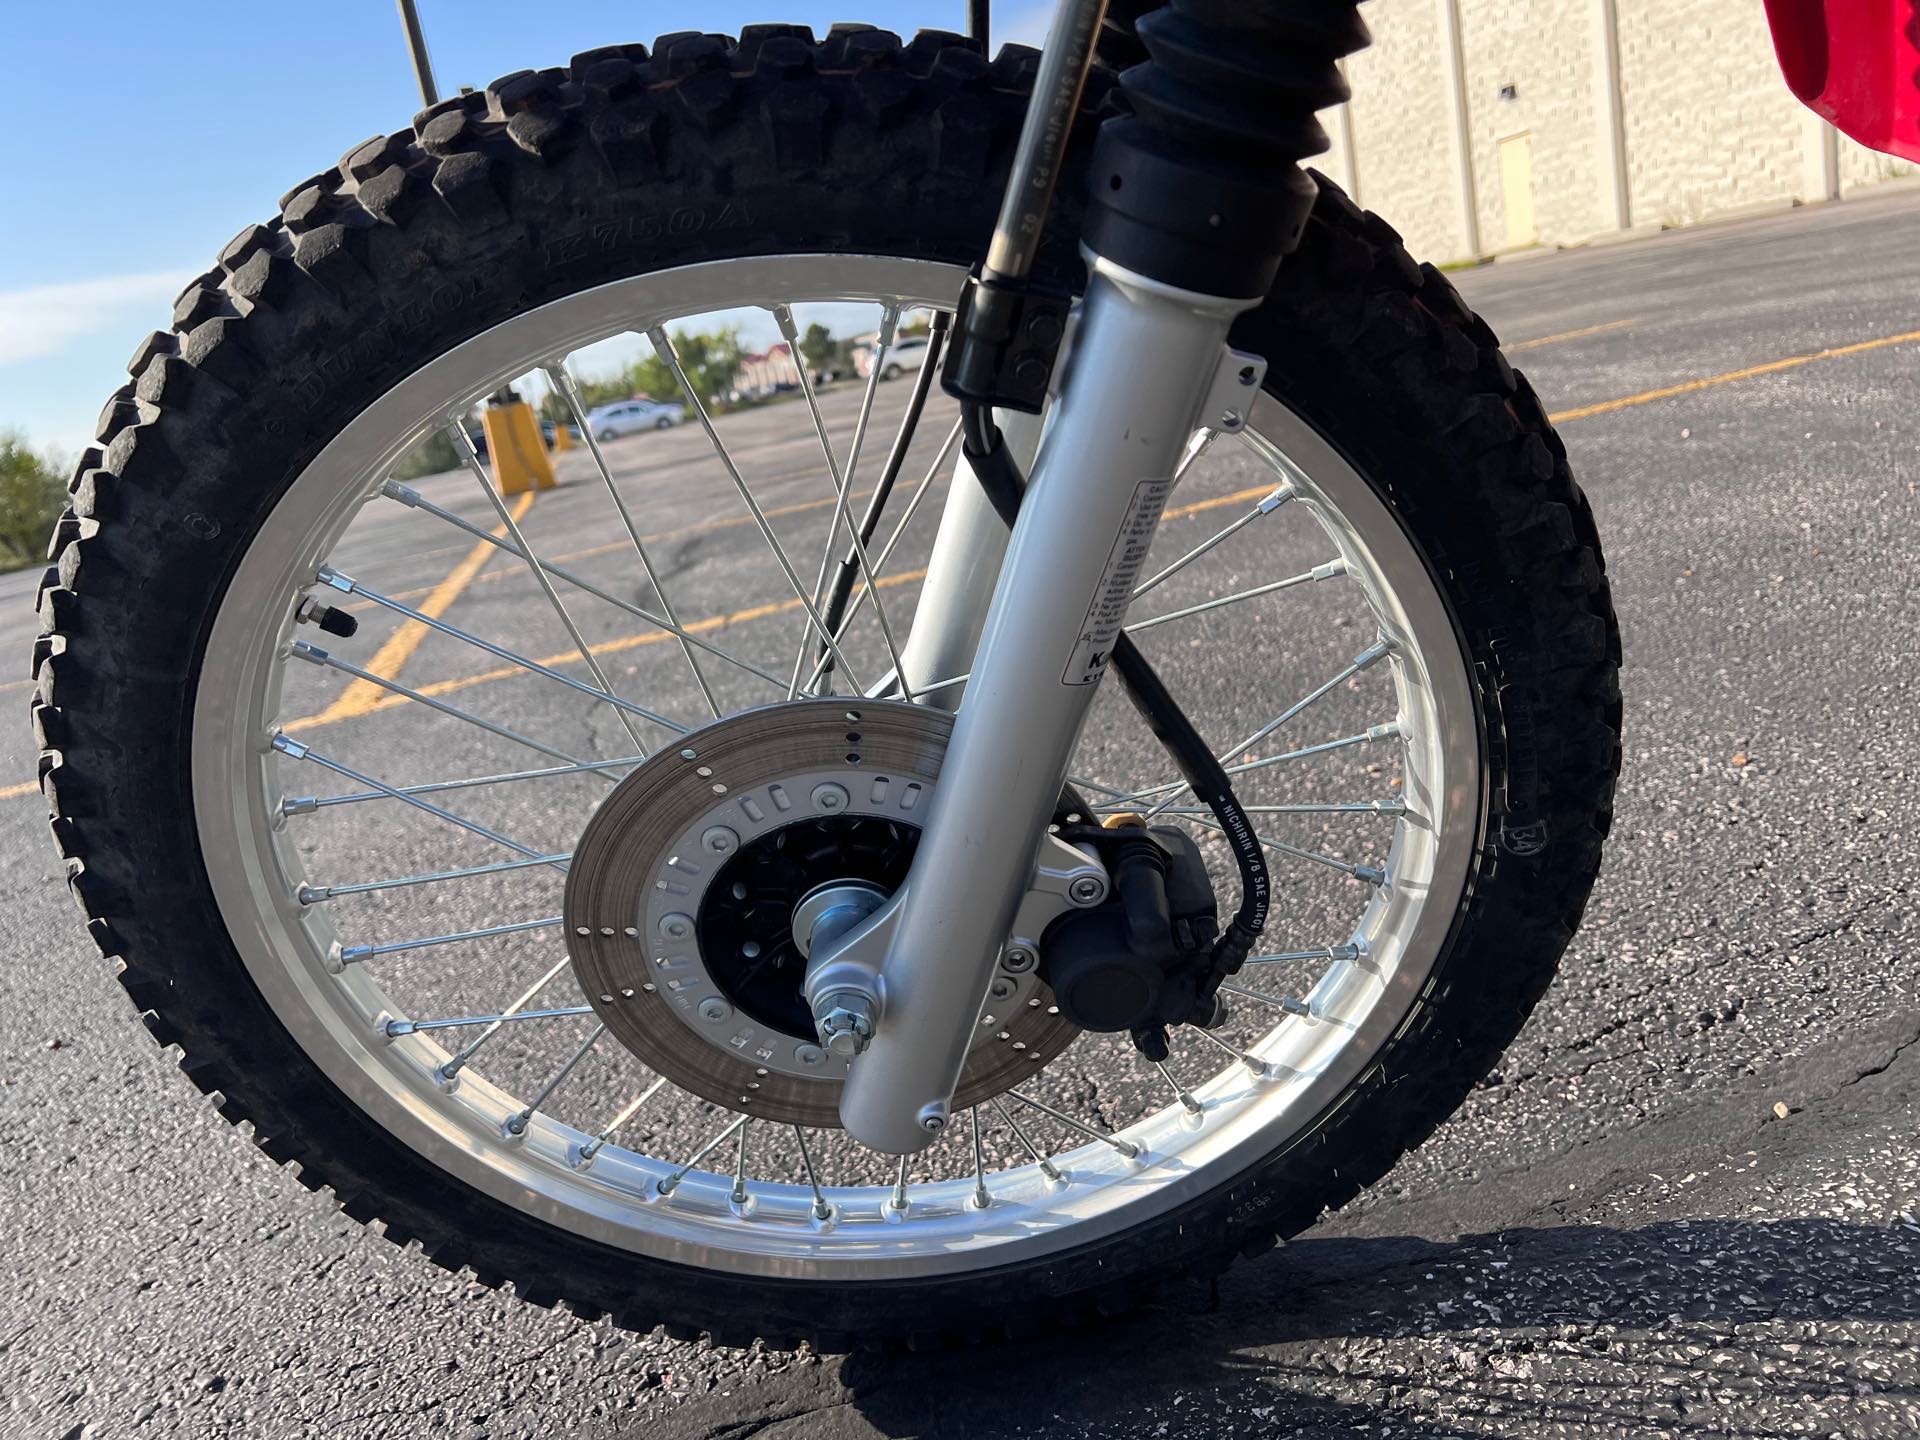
[550,422,575,454]
[481,401,557,495]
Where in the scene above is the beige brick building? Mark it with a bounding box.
[1318,0,1912,264]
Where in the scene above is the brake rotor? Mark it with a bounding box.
[566,699,1080,1127]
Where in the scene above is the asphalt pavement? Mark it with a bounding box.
[5,186,1920,1439]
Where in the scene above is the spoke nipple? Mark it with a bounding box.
[280,796,318,818]
[1311,558,1349,582]
[1279,996,1313,1018]
[297,885,328,904]
[1355,865,1387,888]
[506,1114,529,1137]
[270,733,309,760]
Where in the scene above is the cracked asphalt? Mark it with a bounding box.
[5,188,1920,1439]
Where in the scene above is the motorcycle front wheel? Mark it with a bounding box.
[35,26,1619,1348]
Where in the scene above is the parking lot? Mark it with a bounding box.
[4,186,1920,1438]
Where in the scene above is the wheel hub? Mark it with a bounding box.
[565,700,1079,1127]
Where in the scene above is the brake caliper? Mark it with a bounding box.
[1038,817,1229,1061]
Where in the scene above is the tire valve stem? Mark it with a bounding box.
[294,594,359,639]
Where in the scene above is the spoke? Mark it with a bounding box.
[792,1126,833,1221]
[1151,1060,1204,1115]
[449,421,652,753]
[1126,559,1346,634]
[1005,1089,1140,1159]
[888,1154,911,1214]
[729,1118,753,1205]
[302,851,572,903]
[1132,481,1292,602]
[506,1022,608,1135]
[578,1075,670,1164]
[1139,639,1392,820]
[440,954,574,1079]
[777,304,916,700]
[990,1096,1063,1182]
[384,478,789,693]
[1170,807,1387,885]
[1241,944,1361,967]
[799,414,961,695]
[315,569,687,736]
[647,325,865,694]
[336,914,562,965]
[969,1107,992,1209]
[290,640,596,771]
[545,361,724,718]
[287,753,644,816]
[1133,801,1406,817]
[385,1004,594,1036]
[1189,1024,1267,1075]
[1089,722,1401,811]
[788,305,897,697]
[656,1114,750,1197]
[271,734,566,875]
[905,560,1351,691]
[1169,426,1220,489]
[1217,981,1314,1017]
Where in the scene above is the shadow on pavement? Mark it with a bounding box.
[814,1218,1920,1438]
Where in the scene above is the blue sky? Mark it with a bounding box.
[0,1,1050,461]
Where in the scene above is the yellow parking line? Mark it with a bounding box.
[1509,319,1630,352]
[343,485,880,612]
[309,490,536,725]
[10,323,1920,802]
[1548,327,1920,422]
[284,568,933,730]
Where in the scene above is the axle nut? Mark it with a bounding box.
[817,994,875,1057]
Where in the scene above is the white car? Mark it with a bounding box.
[585,398,684,440]
[857,334,932,381]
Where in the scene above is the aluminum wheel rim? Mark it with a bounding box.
[192,254,1480,1279]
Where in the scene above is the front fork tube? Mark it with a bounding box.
[894,409,1045,711]
[817,256,1256,1154]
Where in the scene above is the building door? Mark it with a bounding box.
[1498,131,1537,249]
